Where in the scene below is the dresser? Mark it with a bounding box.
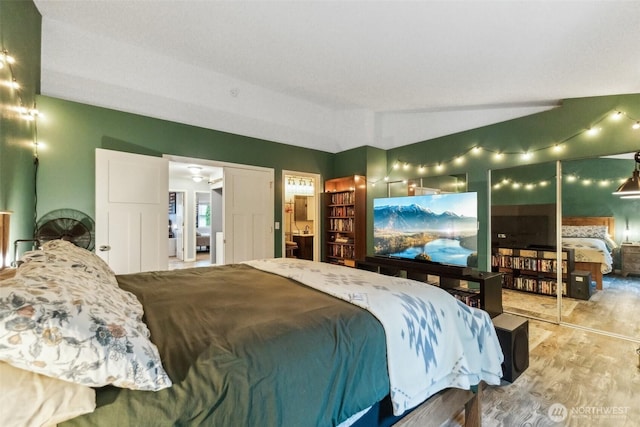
[621,243,640,277]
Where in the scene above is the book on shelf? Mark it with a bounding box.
[447,289,481,308]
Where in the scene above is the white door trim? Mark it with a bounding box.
[164,154,273,173]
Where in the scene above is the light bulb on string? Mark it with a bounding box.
[0,51,15,65]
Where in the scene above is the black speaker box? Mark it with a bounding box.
[570,270,592,300]
[492,313,529,383]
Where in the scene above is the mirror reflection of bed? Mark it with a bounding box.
[491,156,640,341]
[561,216,616,291]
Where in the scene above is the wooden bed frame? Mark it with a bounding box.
[562,216,615,290]
[395,383,482,427]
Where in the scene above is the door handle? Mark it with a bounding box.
[99,245,111,252]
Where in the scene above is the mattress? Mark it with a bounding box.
[562,237,613,274]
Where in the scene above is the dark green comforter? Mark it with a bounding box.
[61,264,389,426]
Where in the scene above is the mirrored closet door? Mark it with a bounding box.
[560,155,640,340]
[491,161,560,323]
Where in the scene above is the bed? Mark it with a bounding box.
[561,217,617,290]
[0,240,503,427]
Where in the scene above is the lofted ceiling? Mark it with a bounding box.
[33,1,640,153]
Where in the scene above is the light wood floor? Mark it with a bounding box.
[168,252,212,269]
[444,320,640,427]
[503,274,640,339]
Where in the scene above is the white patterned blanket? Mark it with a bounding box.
[243,258,503,415]
[562,237,613,274]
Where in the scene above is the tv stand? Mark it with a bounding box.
[360,256,503,318]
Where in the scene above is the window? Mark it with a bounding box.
[196,202,210,227]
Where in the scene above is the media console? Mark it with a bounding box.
[359,256,503,318]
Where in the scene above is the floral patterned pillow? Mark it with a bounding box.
[19,240,118,288]
[0,244,171,391]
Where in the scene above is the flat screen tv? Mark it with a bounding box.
[373,192,478,267]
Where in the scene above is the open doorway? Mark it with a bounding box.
[168,162,222,269]
[195,191,212,258]
[168,191,185,262]
[283,171,321,261]
[168,156,274,269]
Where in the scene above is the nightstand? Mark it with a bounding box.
[621,243,640,277]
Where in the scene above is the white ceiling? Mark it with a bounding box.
[34,1,640,153]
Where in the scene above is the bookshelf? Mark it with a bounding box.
[492,247,575,297]
[359,256,503,318]
[324,175,366,267]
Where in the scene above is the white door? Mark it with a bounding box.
[95,149,169,274]
[223,167,274,264]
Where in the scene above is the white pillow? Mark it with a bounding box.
[0,362,95,427]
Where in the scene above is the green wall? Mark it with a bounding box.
[34,96,335,257]
[491,162,557,206]
[0,0,41,263]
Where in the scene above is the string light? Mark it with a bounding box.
[1,48,42,127]
[368,108,639,187]
[491,172,632,193]
[0,50,15,65]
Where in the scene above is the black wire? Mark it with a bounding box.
[33,156,38,239]
[33,115,39,240]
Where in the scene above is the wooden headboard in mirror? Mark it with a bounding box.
[561,216,615,290]
[562,216,615,240]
